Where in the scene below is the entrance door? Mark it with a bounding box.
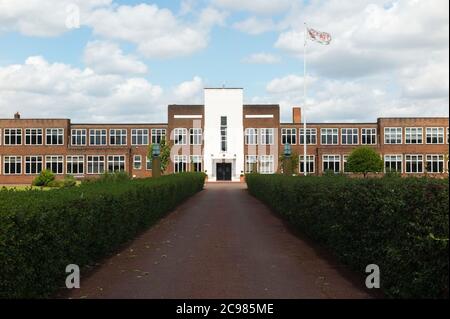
[216,163,232,181]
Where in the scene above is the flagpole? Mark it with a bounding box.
[303,22,307,176]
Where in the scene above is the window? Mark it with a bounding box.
[46,128,64,145]
[174,128,187,145]
[87,156,105,174]
[151,129,166,144]
[45,155,64,174]
[405,127,423,144]
[66,156,84,175]
[25,128,43,145]
[221,116,227,151]
[3,156,22,174]
[281,128,296,145]
[426,127,444,144]
[133,155,142,170]
[71,129,86,146]
[131,129,149,145]
[361,128,377,145]
[25,156,43,175]
[4,128,22,145]
[426,155,444,173]
[146,157,152,170]
[190,155,202,172]
[245,128,258,145]
[322,155,340,173]
[110,129,127,145]
[299,128,317,145]
[190,128,202,145]
[405,155,423,173]
[384,127,402,144]
[260,128,274,145]
[108,155,125,172]
[299,155,315,174]
[89,129,107,146]
[259,155,274,174]
[384,155,402,173]
[245,155,258,173]
[341,128,358,145]
[174,155,187,173]
[321,128,338,145]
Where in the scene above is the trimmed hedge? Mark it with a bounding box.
[246,174,449,298]
[0,173,205,298]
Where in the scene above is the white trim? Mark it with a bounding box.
[174,115,203,119]
[245,114,274,119]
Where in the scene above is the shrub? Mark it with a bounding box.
[346,146,383,177]
[246,174,449,298]
[0,172,205,298]
[32,169,55,186]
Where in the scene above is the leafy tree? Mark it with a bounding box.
[32,169,55,186]
[346,146,383,178]
[147,137,171,174]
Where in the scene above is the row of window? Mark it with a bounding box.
[0,155,138,175]
[0,128,167,146]
[384,127,448,144]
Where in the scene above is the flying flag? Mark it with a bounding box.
[307,27,332,45]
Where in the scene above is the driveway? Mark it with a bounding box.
[63,183,374,299]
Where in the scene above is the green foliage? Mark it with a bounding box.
[346,146,383,177]
[246,174,449,298]
[0,173,205,298]
[97,171,130,183]
[147,138,171,173]
[32,169,55,186]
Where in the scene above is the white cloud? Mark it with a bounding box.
[242,53,281,64]
[266,75,315,94]
[233,17,277,35]
[83,41,148,75]
[173,76,204,102]
[86,4,225,58]
[0,0,111,36]
[212,0,292,15]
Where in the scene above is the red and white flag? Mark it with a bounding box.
[307,28,332,45]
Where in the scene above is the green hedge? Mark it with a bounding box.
[0,173,205,298]
[246,174,449,298]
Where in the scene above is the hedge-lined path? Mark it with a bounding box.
[63,183,374,299]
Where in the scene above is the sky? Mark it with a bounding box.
[0,0,448,123]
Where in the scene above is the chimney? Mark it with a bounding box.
[14,112,21,119]
[292,107,301,124]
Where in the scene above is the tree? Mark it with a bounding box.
[346,146,383,178]
[147,137,171,174]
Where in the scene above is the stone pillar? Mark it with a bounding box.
[152,157,161,178]
[283,156,292,176]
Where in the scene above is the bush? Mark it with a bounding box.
[346,146,383,177]
[246,174,449,298]
[0,172,205,298]
[32,169,55,186]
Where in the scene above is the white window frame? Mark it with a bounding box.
[322,154,341,173]
[425,127,444,144]
[151,129,166,144]
[131,129,149,146]
[45,155,64,175]
[66,155,85,175]
[89,129,107,146]
[25,128,43,145]
[25,155,43,175]
[71,129,87,146]
[259,155,274,174]
[384,127,402,144]
[245,128,258,145]
[260,128,274,145]
[174,128,187,145]
[405,154,424,174]
[87,155,105,174]
[299,155,315,174]
[4,128,22,145]
[425,154,445,173]
[245,155,258,173]
[405,127,423,144]
[133,155,142,170]
[361,128,377,145]
[299,128,317,145]
[190,155,202,172]
[189,128,202,145]
[321,128,339,145]
[281,128,297,145]
[174,155,188,173]
[384,154,403,173]
[341,128,359,145]
[107,155,126,172]
[3,156,22,175]
[45,128,64,145]
[109,129,127,146]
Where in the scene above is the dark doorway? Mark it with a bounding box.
[216,163,232,181]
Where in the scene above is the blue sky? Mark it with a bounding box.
[0,0,448,123]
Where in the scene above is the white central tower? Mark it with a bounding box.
[203,88,244,181]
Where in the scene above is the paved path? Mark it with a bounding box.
[64,183,374,299]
